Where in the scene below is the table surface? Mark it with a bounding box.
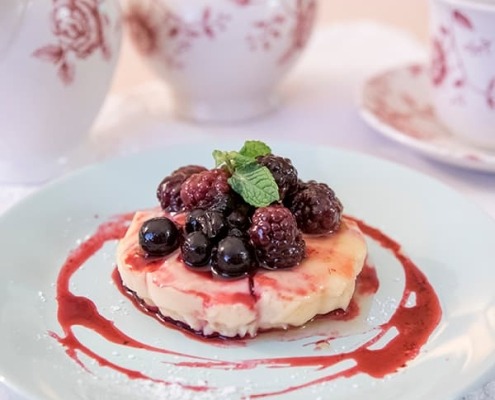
[1,3,495,399]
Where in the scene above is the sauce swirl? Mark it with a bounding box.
[51,213,442,398]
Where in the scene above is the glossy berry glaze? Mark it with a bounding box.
[51,213,442,398]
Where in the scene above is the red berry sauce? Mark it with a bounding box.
[50,213,442,398]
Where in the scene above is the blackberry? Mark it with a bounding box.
[171,165,208,177]
[180,169,231,211]
[257,155,298,200]
[248,205,305,269]
[288,181,343,234]
[139,217,180,257]
[211,236,253,279]
[156,165,207,212]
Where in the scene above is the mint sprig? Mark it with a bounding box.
[229,164,279,208]
[213,141,279,207]
[238,140,271,158]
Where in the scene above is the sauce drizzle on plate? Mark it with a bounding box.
[50,213,442,398]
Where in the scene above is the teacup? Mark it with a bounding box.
[0,0,122,184]
[430,0,495,149]
[122,0,317,123]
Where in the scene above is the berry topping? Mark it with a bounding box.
[212,236,253,278]
[156,165,207,212]
[180,169,231,211]
[139,217,180,257]
[145,141,347,278]
[226,203,253,230]
[213,141,279,207]
[208,191,244,214]
[256,155,298,200]
[248,205,305,269]
[181,231,212,268]
[288,181,343,234]
[185,210,227,241]
[228,228,247,239]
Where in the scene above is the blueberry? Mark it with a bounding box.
[211,236,253,279]
[139,217,180,257]
[181,231,212,268]
[185,210,227,241]
[226,206,251,230]
[185,209,206,232]
[228,228,246,238]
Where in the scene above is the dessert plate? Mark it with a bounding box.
[1,140,495,400]
[360,63,495,173]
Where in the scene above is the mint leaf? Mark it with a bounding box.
[213,149,256,170]
[213,140,279,206]
[228,164,279,207]
[231,153,256,168]
[213,150,240,173]
[238,140,271,159]
[213,150,229,168]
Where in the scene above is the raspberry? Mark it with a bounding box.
[180,169,231,211]
[248,205,305,269]
[156,165,206,212]
[288,181,343,234]
[257,155,298,200]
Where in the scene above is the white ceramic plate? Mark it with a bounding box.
[360,63,495,173]
[1,140,495,400]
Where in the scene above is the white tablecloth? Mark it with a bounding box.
[1,22,494,400]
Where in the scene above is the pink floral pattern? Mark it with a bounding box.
[125,0,315,69]
[279,0,316,64]
[453,9,473,30]
[431,38,447,86]
[245,0,316,64]
[362,64,495,170]
[366,65,437,141]
[125,3,231,69]
[431,9,495,110]
[33,0,112,85]
[247,14,286,51]
[487,78,495,109]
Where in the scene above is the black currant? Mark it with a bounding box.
[185,210,227,241]
[139,217,180,257]
[211,236,253,279]
[181,231,212,268]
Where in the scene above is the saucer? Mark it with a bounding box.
[359,63,495,173]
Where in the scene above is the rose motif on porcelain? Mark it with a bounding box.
[123,0,316,70]
[431,38,447,86]
[430,8,495,110]
[32,0,113,85]
[429,0,495,149]
[124,3,231,68]
[0,0,121,183]
[120,0,317,122]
